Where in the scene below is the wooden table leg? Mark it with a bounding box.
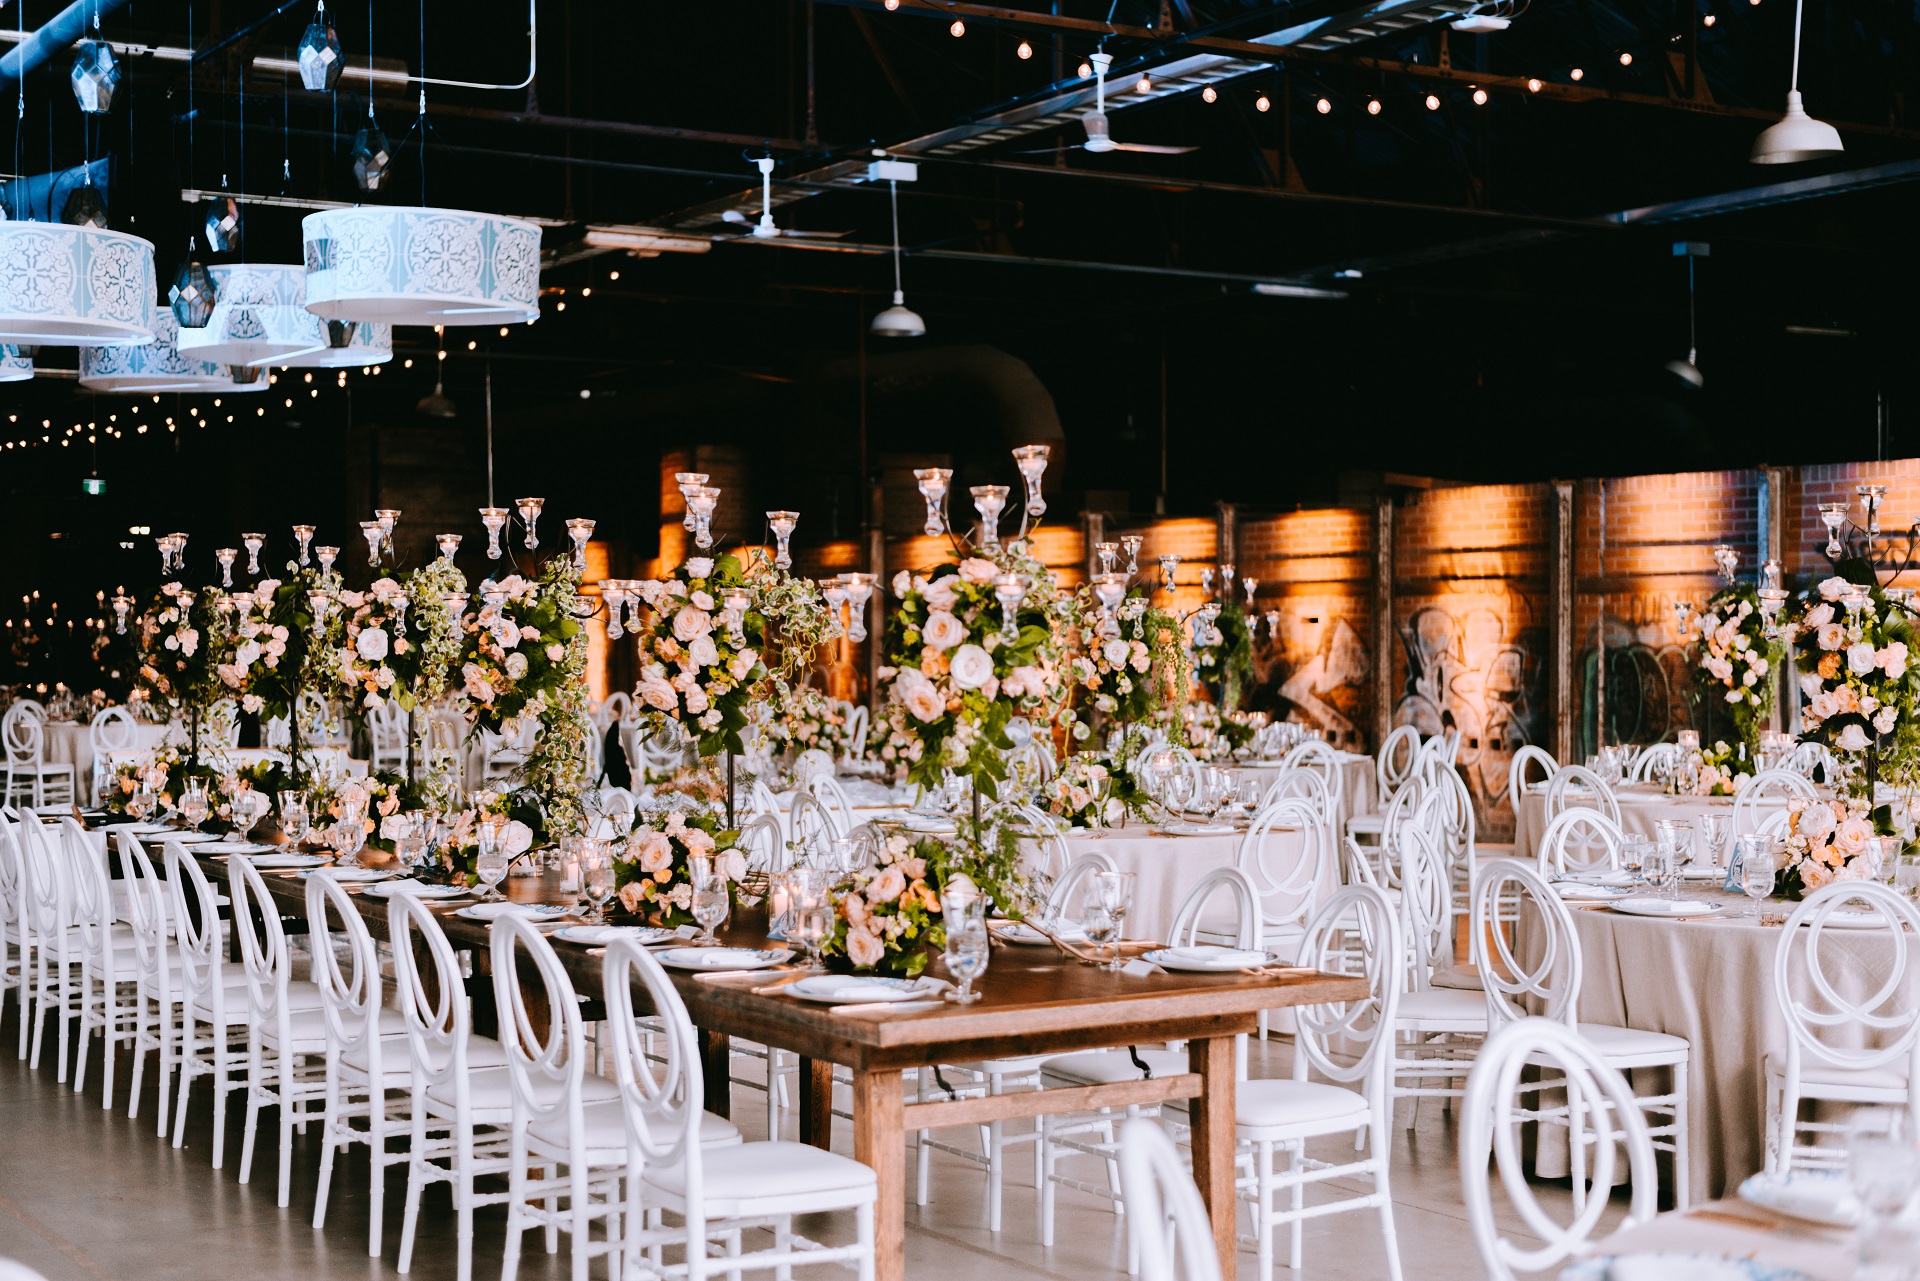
[851,1066,905,1281]
[797,1056,833,1150]
[699,1029,731,1120]
[1189,1035,1238,1279]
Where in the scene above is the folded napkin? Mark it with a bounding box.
[1606,1256,1763,1281]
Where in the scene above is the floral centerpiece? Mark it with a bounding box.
[612,808,745,924]
[1067,595,1164,725]
[332,577,418,711]
[1041,753,1152,828]
[821,821,1030,976]
[1688,740,1754,797]
[133,582,235,764]
[1688,585,1784,757]
[1787,572,1920,801]
[766,684,850,759]
[631,555,766,758]
[223,564,346,784]
[1192,603,1256,714]
[1775,795,1881,899]
[881,554,1066,798]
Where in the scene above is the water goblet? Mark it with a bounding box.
[128,788,155,824]
[1092,871,1135,971]
[942,893,990,1003]
[279,794,310,845]
[179,780,210,832]
[1163,773,1196,821]
[334,817,369,869]
[1644,844,1678,899]
[475,820,508,900]
[582,846,617,923]
[1080,903,1117,966]
[690,854,730,945]
[1738,835,1776,917]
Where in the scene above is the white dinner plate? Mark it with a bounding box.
[164,832,224,845]
[300,867,394,883]
[1558,871,1636,887]
[1610,897,1725,919]
[655,946,792,971]
[995,921,1089,946]
[211,842,278,855]
[1554,883,1631,901]
[1737,1169,1861,1227]
[108,821,170,833]
[363,880,471,900]
[1809,909,1898,930]
[453,903,575,922]
[782,975,940,1004]
[1143,946,1273,972]
[553,925,682,946]
[900,817,957,834]
[248,853,329,869]
[1160,823,1238,836]
[1559,1253,1812,1281]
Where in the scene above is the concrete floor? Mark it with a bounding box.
[0,1002,1602,1281]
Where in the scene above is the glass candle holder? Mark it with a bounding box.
[1858,483,1890,536]
[1096,541,1119,575]
[822,577,849,640]
[566,518,595,572]
[674,472,708,532]
[169,532,188,569]
[1092,572,1126,637]
[1200,567,1215,598]
[316,545,339,573]
[993,572,1027,645]
[1220,563,1236,598]
[843,573,875,643]
[436,532,462,563]
[307,589,331,632]
[688,487,720,550]
[216,547,237,587]
[374,508,401,554]
[242,532,265,575]
[1243,575,1259,608]
[971,485,1009,550]
[1265,608,1281,637]
[1819,502,1850,557]
[515,497,544,549]
[444,592,469,625]
[766,510,799,570]
[914,468,952,537]
[156,535,175,572]
[360,520,385,566]
[479,507,509,560]
[1158,553,1181,594]
[1011,443,1049,518]
[602,583,628,640]
[1121,534,1143,575]
[721,586,751,645]
[111,595,131,634]
[292,524,315,566]
[1712,543,1739,585]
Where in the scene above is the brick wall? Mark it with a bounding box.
[1239,508,1374,752]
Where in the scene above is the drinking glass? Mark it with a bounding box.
[1234,779,1262,815]
[1619,835,1651,884]
[1201,769,1231,818]
[128,789,154,824]
[942,893,990,1003]
[690,854,730,945]
[180,781,210,832]
[1644,845,1678,899]
[280,794,309,845]
[1081,903,1117,963]
[476,824,509,901]
[1898,851,1920,904]
[1654,819,1695,873]
[1699,813,1732,872]
[1850,1117,1920,1281]
[787,868,833,971]
[1092,871,1136,971]
[1163,774,1195,820]
[1739,836,1776,917]
[583,847,617,923]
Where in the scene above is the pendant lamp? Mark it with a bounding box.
[302,206,541,326]
[176,263,327,365]
[0,344,30,382]
[1751,0,1842,164]
[79,304,264,393]
[280,317,393,368]
[0,222,156,345]
[870,175,924,338]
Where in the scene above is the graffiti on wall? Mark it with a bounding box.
[1576,614,1692,757]
[1244,607,1371,751]
[1392,601,1546,841]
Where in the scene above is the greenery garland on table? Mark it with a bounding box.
[1192,602,1256,714]
[1686,583,1784,760]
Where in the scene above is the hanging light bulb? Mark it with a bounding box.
[1077,61,1092,78]
[1315,97,1331,114]
[1255,93,1272,112]
[1619,51,1634,65]
[949,18,965,36]
[1201,85,1218,103]
[1750,0,1843,163]
[1366,96,1382,115]
[1472,86,1489,104]
[1527,78,1543,92]
[1570,67,1585,80]
[351,108,392,192]
[871,177,924,338]
[297,1,344,92]
[1137,75,1152,92]
[1016,40,1033,59]
[884,0,898,7]
[1425,93,1442,110]
[169,239,217,329]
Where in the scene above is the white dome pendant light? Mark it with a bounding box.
[870,157,924,338]
[1750,0,1842,164]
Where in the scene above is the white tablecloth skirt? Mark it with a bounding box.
[1513,782,1797,863]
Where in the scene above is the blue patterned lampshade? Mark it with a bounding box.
[0,222,156,345]
[176,264,329,365]
[301,206,542,326]
[79,305,267,393]
[0,344,31,382]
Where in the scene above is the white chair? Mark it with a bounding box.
[636,727,687,781]
[87,706,138,802]
[1506,743,1557,818]
[118,833,182,1136]
[492,913,654,1281]
[1764,881,1920,1173]
[1389,826,1486,1127]
[389,891,531,1281]
[1460,1018,1659,1281]
[0,811,24,1056]
[1472,858,1690,1211]
[1352,781,1425,888]
[17,811,79,1078]
[1545,765,1620,826]
[1118,1117,1223,1281]
[63,816,139,1109]
[1235,798,1327,967]
[841,702,870,764]
[369,699,410,774]
[1629,742,1682,783]
[1375,724,1420,803]
[1280,738,1344,824]
[1263,765,1334,834]
[602,935,877,1281]
[3,709,75,809]
[1534,807,1625,877]
[1164,882,1404,1281]
[1734,767,1819,837]
[787,789,842,862]
[808,770,857,835]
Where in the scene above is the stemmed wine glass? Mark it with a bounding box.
[690,854,730,945]
[279,793,310,846]
[179,780,210,833]
[1092,871,1135,971]
[128,787,155,825]
[475,818,509,900]
[1699,812,1732,873]
[582,841,616,923]
[785,867,833,971]
[1738,834,1776,917]
[942,892,990,1003]
[1163,774,1196,822]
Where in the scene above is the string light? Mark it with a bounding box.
[1077,61,1092,78]
[1570,67,1585,80]
[1254,93,1271,111]
[608,270,620,281]
[1472,86,1489,104]
[1201,85,1217,103]
[1366,97,1381,115]
[949,19,964,36]
[1703,12,1716,22]
[1315,97,1330,114]
[1425,93,1441,109]
[884,0,898,8]
[1016,40,1032,59]
[1527,78,1542,92]
[1619,51,1633,65]
[580,287,591,297]
[467,340,477,350]
[1137,75,1151,92]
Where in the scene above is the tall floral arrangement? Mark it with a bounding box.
[401,559,469,709]
[740,553,834,715]
[631,554,766,757]
[1067,593,1170,726]
[1787,573,1920,799]
[881,554,1066,798]
[1688,584,1783,757]
[520,560,594,841]
[331,576,417,711]
[226,564,345,784]
[133,582,235,765]
[1193,603,1256,713]
[1775,795,1881,899]
[611,808,745,923]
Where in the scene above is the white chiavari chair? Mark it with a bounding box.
[1629,742,1682,783]
[18,811,79,1077]
[118,833,181,1135]
[369,699,410,773]
[808,770,857,836]
[1389,826,1486,1128]
[1534,807,1626,877]
[1764,881,1920,1173]
[1281,737,1345,826]
[1507,744,1558,816]
[1545,764,1620,826]
[1118,1117,1223,1281]
[64,816,138,1109]
[3,709,75,809]
[0,811,27,1057]
[1472,858,1690,1211]
[1376,723,1421,803]
[1734,767,1820,837]
[86,706,138,802]
[1461,1018,1659,1281]
[603,937,877,1281]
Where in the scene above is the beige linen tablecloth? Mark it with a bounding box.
[1585,1200,1853,1280]
[1223,751,1376,834]
[1517,887,1920,1202]
[43,719,170,787]
[1514,782,1797,864]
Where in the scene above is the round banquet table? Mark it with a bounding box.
[1515,884,1920,1202]
[1512,780,1801,864]
[42,719,172,785]
[1221,750,1376,835]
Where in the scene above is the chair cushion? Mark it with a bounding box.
[426,1065,621,1113]
[1574,1022,1689,1060]
[1429,964,1485,992]
[1764,1052,1912,1093]
[190,979,322,1023]
[263,1004,407,1047]
[1040,1049,1190,1088]
[643,1140,876,1210]
[1164,1078,1371,1136]
[364,1034,510,1077]
[1396,987,1488,1029]
[528,1097,741,1156]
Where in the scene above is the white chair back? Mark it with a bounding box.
[602,938,707,1210]
[1472,859,1580,1030]
[1279,738,1344,817]
[1629,742,1681,783]
[368,700,409,773]
[1293,883,1401,1098]
[3,711,47,796]
[89,706,139,796]
[1734,768,1819,837]
[207,698,243,750]
[1040,851,1118,922]
[1119,1117,1225,1281]
[1237,798,1326,936]
[1506,744,1557,815]
[306,872,387,1073]
[18,813,69,956]
[491,913,588,1143]
[1397,825,1452,990]
[1461,1018,1658,1281]
[1260,765,1334,830]
[1545,765,1620,825]
[592,786,637,837]
[388,893,478,1112]
[1534,806,1625,876]
[1786,740,1835,781]
[62,817,117,966]
[164,842,226,1022]
[1166,866,1262,950]
[637,727,686,779]
[227,856,295,1030]
[787,789,842,861]
[842,703,870,762]
[1376,724,1420,801]
[809,771,857,834]
[1774,882,1920,1082]
[736,813,788,875]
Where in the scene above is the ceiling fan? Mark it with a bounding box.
[1023,51,1197,156]
[718,156,851,240]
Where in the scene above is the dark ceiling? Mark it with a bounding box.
[2,0,1919,611]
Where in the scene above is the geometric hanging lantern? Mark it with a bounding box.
[70,39,122,114]
[0,344,31,382]
[175,263,327,365]
[297,3,344,92]
[279,316,393,368]
[301,206,541,326]
[0,222,156,345]
[79,304,267,393]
